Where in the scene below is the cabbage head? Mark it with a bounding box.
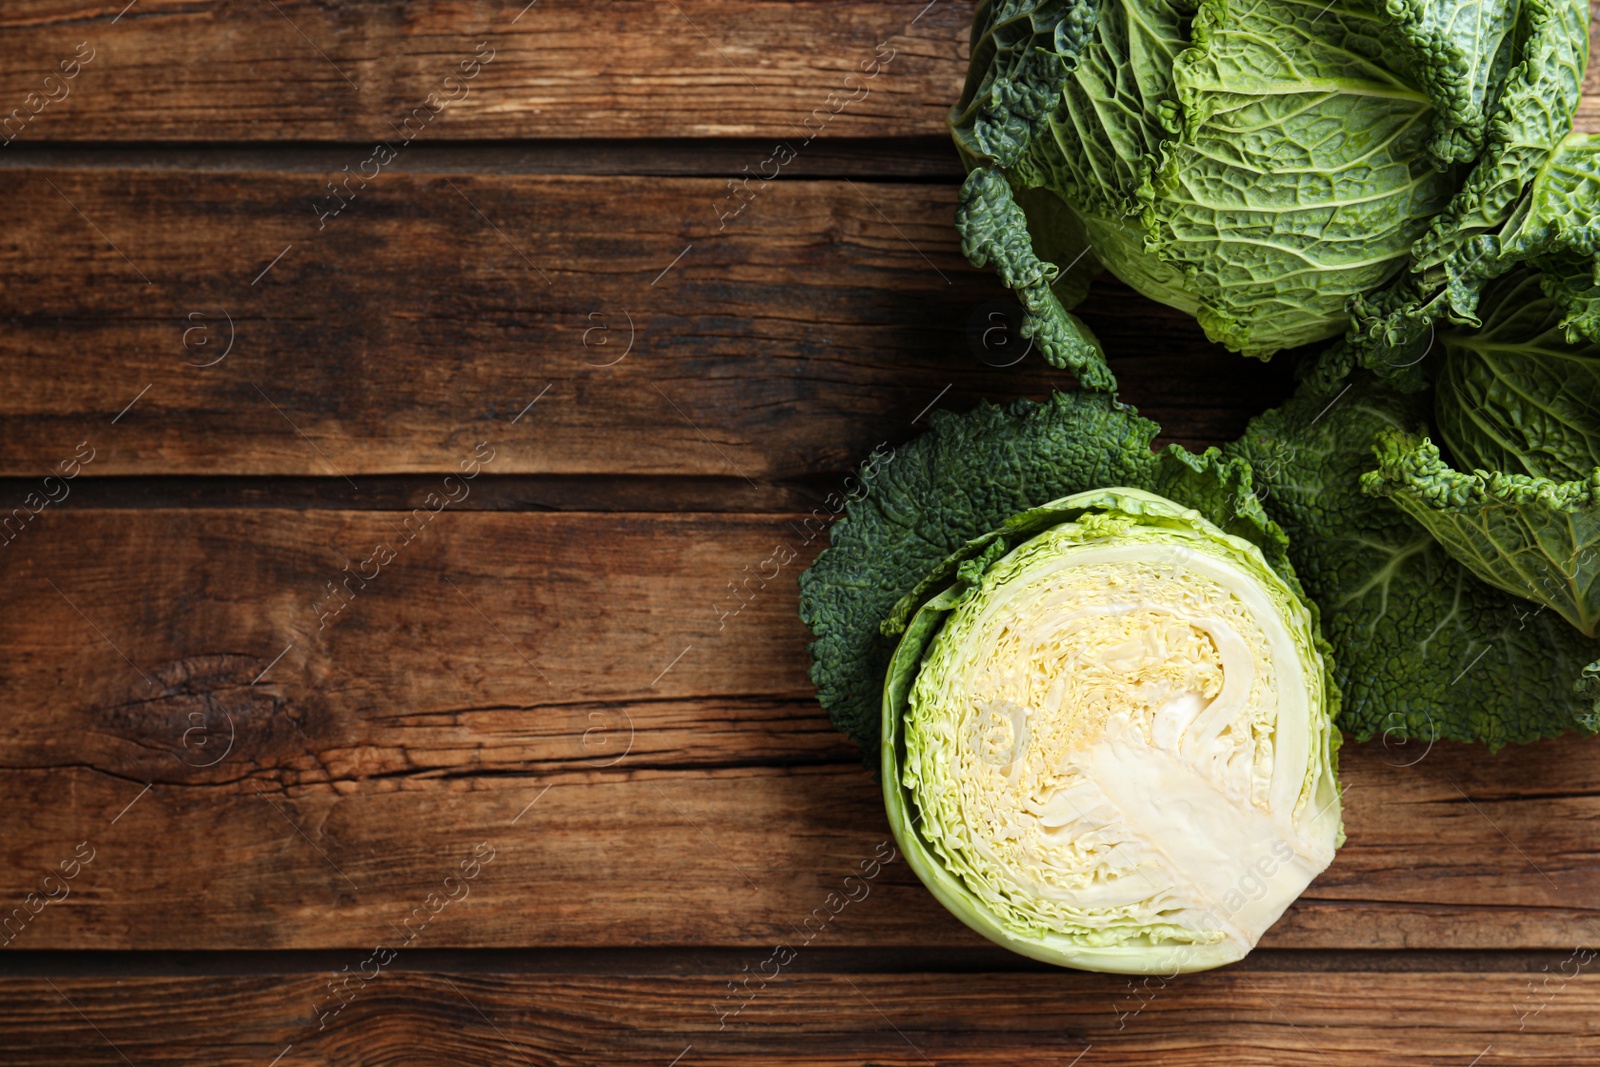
[951,0,1592,382]
[882,488,1342,972]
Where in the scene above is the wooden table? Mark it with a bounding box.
[2,2,1599,1063]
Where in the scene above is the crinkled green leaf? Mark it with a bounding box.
[1154,444,1295,594]
[950,0,1101,170]
[1363,428,1600,636]
[1538,254,1600,343]
[1405,0,1589,274]
[1351,84,1598,388]
[1434,270,1600,482]
[1385,0,1523,165]
[1011,0,1189,228]
[1500,135,1600,260]
[1507,134,1600,342]
[1140,0,1463,356]
[956,168,1115,388]
[1012,185,1101,311]
[1358,270,1600,638]
[1224,376,1600,746]
[1580,657,1600,702]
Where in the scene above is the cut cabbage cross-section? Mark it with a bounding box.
[883,488,1342,974]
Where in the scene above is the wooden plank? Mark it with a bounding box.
[1589,6,1600,100]
[0,0,969,143]
[2,508,1599,951]
[0,168,1295,478]
[3,755,1597,953]
[1,969,1594,1065]
[1,1,1596,142]
[1579,96,1600,134]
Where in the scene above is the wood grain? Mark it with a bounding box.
[0,167,1296,478]
[2,508,1598,951]
[1579,95,1600,134]
[0,0,971,143]
[0,0,1596,143]
[1,969,1594,1065]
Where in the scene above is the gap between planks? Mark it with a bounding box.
[0,947,1585,978]
[0,138,966,180]
[0,474,845,513]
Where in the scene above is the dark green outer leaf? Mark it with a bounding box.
[798,391,1327,754]
[956,169,1115,389]
[1224,377,1600,747]
[949,0,1101,170]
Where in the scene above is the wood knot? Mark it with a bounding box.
[97,653,307,777]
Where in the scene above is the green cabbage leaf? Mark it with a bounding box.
[1351,131,1600,387]
[1357,270,1600,638]
[1362,430,1600,635]
[1225,373,1600,746]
